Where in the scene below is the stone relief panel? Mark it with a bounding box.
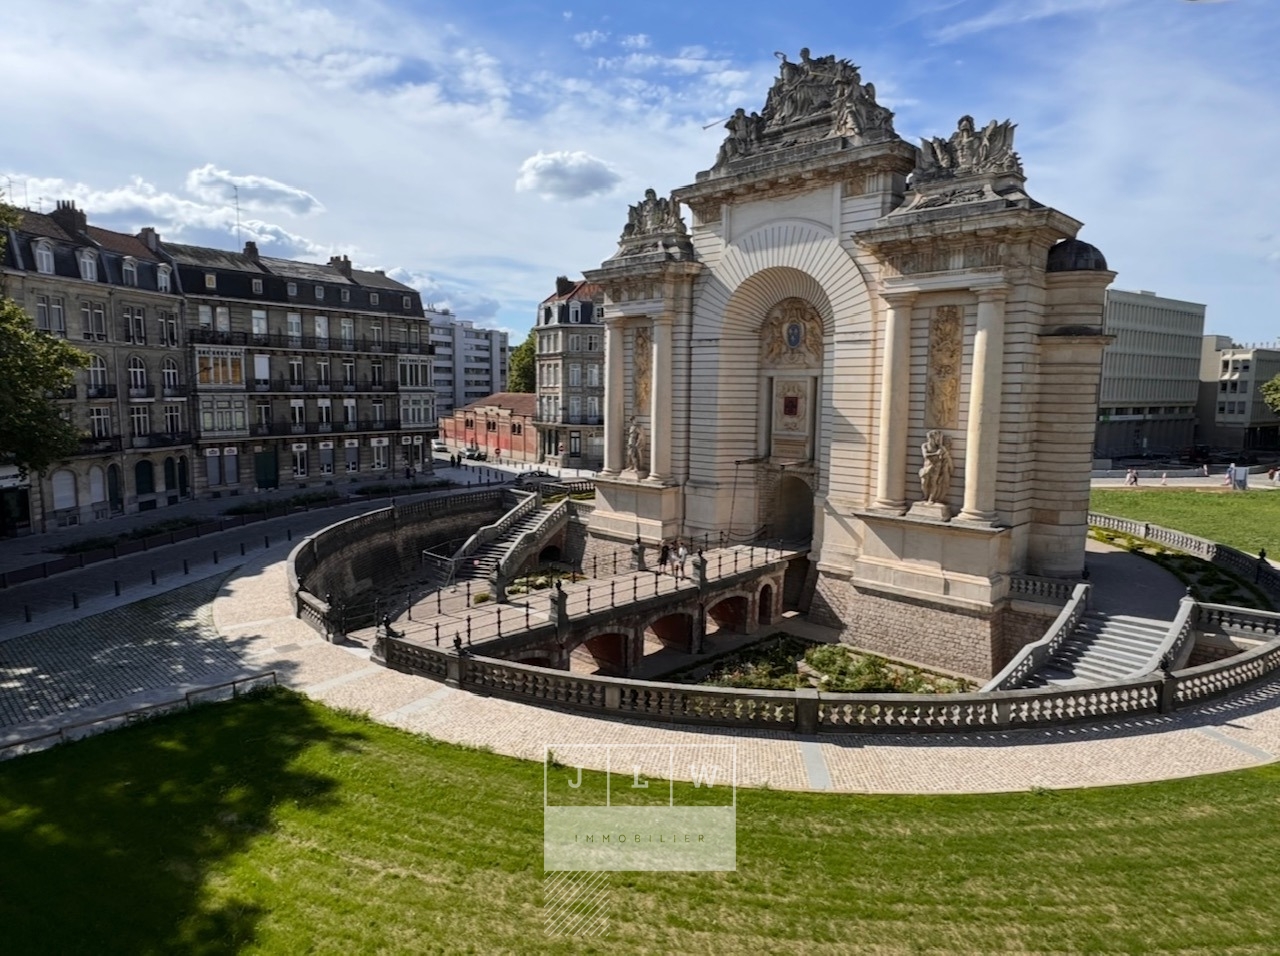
[632,326,652,414]
[760,298,823,370]
[925,305,962,430]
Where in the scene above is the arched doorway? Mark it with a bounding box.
[107,464,123,514]
[177,456,190,496]
[774,475,814,543]
[758,584,774,625]
[569,633,628,676]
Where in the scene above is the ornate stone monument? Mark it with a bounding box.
[584,50,1114,679]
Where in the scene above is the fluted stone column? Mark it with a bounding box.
[647,315,673,483]
[958,286,1009,524]
[602,320,626,476]
[872,291,916,511]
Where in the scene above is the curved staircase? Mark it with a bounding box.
[1020,611,1171,688]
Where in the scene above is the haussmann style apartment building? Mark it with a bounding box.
[1,201,438,536]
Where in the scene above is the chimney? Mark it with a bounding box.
[328,254,352,277]
[50,199,87,237]
[136,226,161,252]
[555,275,574,297]
[243,240,259,259]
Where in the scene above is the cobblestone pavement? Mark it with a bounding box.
[0,576,251,735]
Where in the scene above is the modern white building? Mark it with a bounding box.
[427,313,509,418]
[1198,337,1280,450]
[1094,289,1205,459]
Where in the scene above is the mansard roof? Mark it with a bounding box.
[460,392,537,418]
[163,242,269,274]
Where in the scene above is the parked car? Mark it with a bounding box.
[514,469,555,488]
[464,447,488,461]
[431,439,448,454]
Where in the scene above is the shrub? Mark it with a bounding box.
[473,592,491,605]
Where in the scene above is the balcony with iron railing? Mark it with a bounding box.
[189,328,434,356]
[162,383,189,398]
[128,384,156,399]
[253,378,399,393]
[85,384,117,399]
[533,413,604,426]
[132,431,193,449]
[249,419,403,437]
[78,435,123,454]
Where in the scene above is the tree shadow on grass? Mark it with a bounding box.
[0,687,358,956]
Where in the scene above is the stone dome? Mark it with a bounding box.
[1046,239,1108,272]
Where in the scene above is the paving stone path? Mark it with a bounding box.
[5,515,1280,793]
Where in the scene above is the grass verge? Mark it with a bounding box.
[4,688,1280,954]
[1090,488,1279,557]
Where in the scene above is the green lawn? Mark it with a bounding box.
[1091,488,1280,556]
[3,690,1280,954]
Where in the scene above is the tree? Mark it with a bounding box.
[1261,374,1280,416]
[0,195,89,477]
[508,328,537,392]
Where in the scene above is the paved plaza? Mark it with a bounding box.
[3,493,1280,793]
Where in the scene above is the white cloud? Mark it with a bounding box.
[185,164,324,215]
[931,0,1123,42]
[514,151,622,200]
[620,33,650,50]
[573,30,608,49]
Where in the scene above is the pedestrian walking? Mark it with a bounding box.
[1226,463,1237,489]
[658,541,671,576]
[1202,463,1210,478]
[1124,468,1138,487]
[1160,472,1168,486]
[675,541,688,581]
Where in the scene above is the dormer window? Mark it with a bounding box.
[370,292,380,306]
[79,250,98,282]
[341,288,350,303]
[34,240,55,275]
[316,285,325,300]
[204,272,216,290]
[122,258,137,287]
[157,265,171,293]
[402,295,411,310]
[252,278,263,295]
[287,282,298,296]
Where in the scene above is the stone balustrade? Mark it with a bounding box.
[1009,575,1077,604]
[982,583,1090,691]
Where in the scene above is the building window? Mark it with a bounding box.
[204,272,216,290]
[122,258,137,286]
[252,278,264,295]
[314,315,329,345]
[372,443,387,470]
[570,432,581,455]
[370,292,380,306]
[257,402,271,426]
[164,404,182,433]
[81,301,106,339]
[128,356,148,392]
[342,359,355,386]
[90,406,112,438]
[372,400,385,425]
[163,359,180,390]
[319,446,334,475]
[287,282,298,297]
[79,251,98,282]
[370,361,383,386]
[316,360,330,385]
[370,325,382,347]
[252,309,268,337]
[88,354,108,388]
[317,399,332,426]
[570,303,580,323]
[34,241,55,275]
[587,395,600,418]
[402,295,411,310]
[198,305,213,328]
[343,398,356,423]
[292,448,308,477]
[341,317,354,347]
[215,306,230,332]
[287,312,302,345]
[157,265,171,293]
[195,348,245,387]
[130,405,150,438]
[586,334,600,351]
[315,285,325,301]
[346,444,359,472]
[50,297,66,336]
[35,295,50,332]
[160,311,178,347]
[288,357,304,385]
[290,399,306,425]
[569,364,581,386]
[124,305,146,343]
[341,288,350,303]
[512,422,522,436]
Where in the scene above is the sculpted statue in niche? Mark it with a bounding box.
[918,430,954,505]
[925,306,962,429]
[633,326,651,413]
[625,417,645,472]
[915,115,1023,185]
[760,298,823,369]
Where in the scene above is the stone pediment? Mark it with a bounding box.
[706,49,899,177]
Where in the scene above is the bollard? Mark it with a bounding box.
[213,550,219,565]
[718,553,723,575]
[408,602,414,621]
[240,542,246,556]
[586,587,592,613]
[183,559,190,575]
[24,605,31,623]
[265,535,270,549]
[613,552,618,574]
[114,580,120,597]
[633,576,638,601]
[497,608,502,636]
[72,592,79,609]
[435,623,440,646]
[287,529,292,542]
[151,569,157,585]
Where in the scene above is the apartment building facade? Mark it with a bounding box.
[1,200,435,534]
[1094,289,1205,459]
[427,313,509,418]
[533,276,603,469]
[1198,337,1280,450]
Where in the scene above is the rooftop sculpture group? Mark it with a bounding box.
[915,115,1023,184]
[714,48,896,169]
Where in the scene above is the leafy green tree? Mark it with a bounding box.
[507,328,537,392]
[1261,374,1280,416]
[0,195,89,477]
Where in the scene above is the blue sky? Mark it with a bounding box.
[3,0,1277,342]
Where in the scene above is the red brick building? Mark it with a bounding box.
[438,392,539,463]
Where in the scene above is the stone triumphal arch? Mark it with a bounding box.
[582,50,1115,678]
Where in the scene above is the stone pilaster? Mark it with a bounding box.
[602,320,625,475]
[647,314,673,483]
[872,291,916,512]
[958,285,1009,524]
